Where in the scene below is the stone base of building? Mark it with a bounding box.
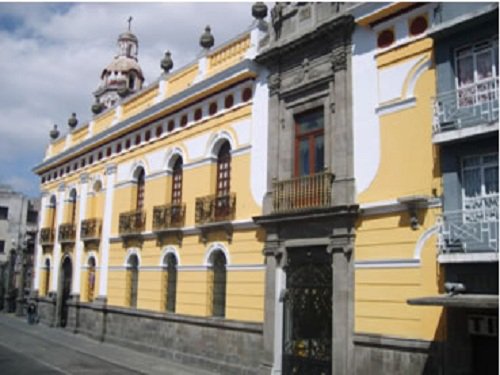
[353,333,441,375]
[37,294,57,327]
[36,297,263,374]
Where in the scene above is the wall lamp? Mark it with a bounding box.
[397,195,431,230]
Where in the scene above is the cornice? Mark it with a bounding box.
[33,59,259,174]
[256,14,354,65]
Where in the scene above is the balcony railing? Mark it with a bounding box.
[153,203,186,231]
[438,195,499,253]
[58,223,76,243]
[433,77,499,134]
[80,218,102,240]
[195,193,236,225]
[40,227,55,246]
[272,172,334,214]
[119,209,146,236]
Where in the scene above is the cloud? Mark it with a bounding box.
[0,2,256,197]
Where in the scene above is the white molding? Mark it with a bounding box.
[433,122,499,144]
[413,225,439,260]
[231,144,252,157]
[355,259,421,269]
[406,59,431,98]
[203,242,231,267]
[98,169,116,297]
[129,159,149,180]
[272,266,285,374]
[124,247,141,267]
[438,252,499,264]
[360,198,441,216]
[206,130,236,158]
[164,146,186,172]
[114,180,135,190]
[375,97,417,116]
[178,265,208,271]
[85,251,99,268]
[160,246,181,267]
[226,264,265,271]
[360,199,404,216]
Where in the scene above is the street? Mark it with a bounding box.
[0,313,215,375]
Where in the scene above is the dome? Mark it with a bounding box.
[118,31,138,43]
[102,56,144,80]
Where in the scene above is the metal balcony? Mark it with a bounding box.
[152,203,186,231]
[272,172,334,214]
[80,218,102,241]
[195,194,236,225]
[58,223,76,243]
[433,77,499,141]
[40,227,55,246]
[119,209,146,236]
[438,195,499,254]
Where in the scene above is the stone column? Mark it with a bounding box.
[51,184,66,293]
[33,193,49,293]
[97,164,116,302]
[328,234,354,375]
[72,173,88,298]
[259,230,280,374]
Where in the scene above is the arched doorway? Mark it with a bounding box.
[59,256,72,327]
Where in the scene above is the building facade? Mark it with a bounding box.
[0,185,39,313]
[351,2,498,374]
[31,3,498,375]
[254,3,358,374]
[409,3,499,374]
[32,15,270,374]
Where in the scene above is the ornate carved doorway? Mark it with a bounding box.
[282,247,332,375]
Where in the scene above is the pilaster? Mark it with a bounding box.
[51,184,66,292]
[97,164,117,299]
[33,193,49,292]
[72,173,89,296]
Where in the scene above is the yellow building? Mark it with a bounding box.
[33,17,270,373]
[351,2,496,374]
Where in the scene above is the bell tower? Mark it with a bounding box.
[91,17,144,115]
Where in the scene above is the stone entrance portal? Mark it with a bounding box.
[282,246,332,374]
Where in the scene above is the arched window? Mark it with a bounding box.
[215,142,231,219]
[49,195,57,230]
[210,250,227,317]
[135,168,145,211]
[171,157,183,205]
[69,189,77,225]
[44,258,51,296]
[163,253,178,313]
[127,254,139,308]
[87,257,96,302]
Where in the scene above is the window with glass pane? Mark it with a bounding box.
[87,258,96,302]
[455,39,498,107]
[44,259,51,296]
[171,158,183,205]
[136,169,145,211]
[128,255,139,308]
[294,109,324,177]
[461,153,498,221]
[216,143,231,219]
[211,251,227,318]
[165,254,177,313]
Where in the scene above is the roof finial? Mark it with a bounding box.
[127,16,133,31]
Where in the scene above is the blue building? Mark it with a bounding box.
[411,3,498,374]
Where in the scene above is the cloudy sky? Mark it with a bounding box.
[0,2,258,197]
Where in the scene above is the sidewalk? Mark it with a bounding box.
[0,313,217,375]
